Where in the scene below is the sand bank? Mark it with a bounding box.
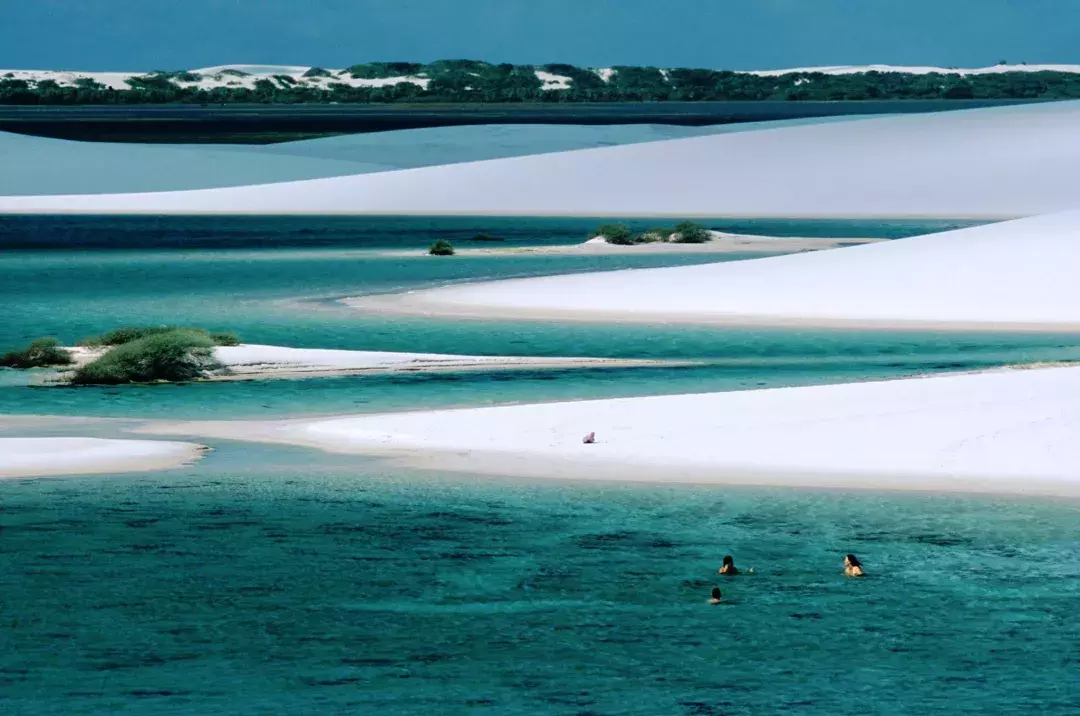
[0,437,206,479]
[386,232,882,257]
[3,101,1079,217]
[140,365,1080,497]
[346,211,1080,331]
[59,344,677,382]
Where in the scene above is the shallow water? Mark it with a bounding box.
[2,446,1080,715]
[5,215,1080,714]
[4,215,1079,420]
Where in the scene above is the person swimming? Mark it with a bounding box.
[708,587,722,604]
[844,553,865,577]
[718,555,740,575]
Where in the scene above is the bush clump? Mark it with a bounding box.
[209,332,240,347]
[70,329,220,385]
[594,223,634,245]
[671,221,711,243]
[80,326,239,348]
[0,338,73,369]
[428,239,455,256]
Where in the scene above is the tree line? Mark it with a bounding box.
[3,60,1080,105]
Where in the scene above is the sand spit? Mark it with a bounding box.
[384,232,883,258]
[139,366,1080,497]
[0,437,207,479]
[346,211,1080,331]
[56,344,678,382]
[3,101,1080,217]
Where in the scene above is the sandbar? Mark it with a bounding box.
[59,344,681,382]
[0,437,207,479]
[139,365,1080,497]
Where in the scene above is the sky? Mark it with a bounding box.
[1,0,1078,71]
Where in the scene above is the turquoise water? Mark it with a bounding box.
[5,215,1078,421]
[2,447,1080,714]
[5,215,1080,714]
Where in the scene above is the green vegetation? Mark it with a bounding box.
[671,221,711,243]
[0,338,72,369]
[79,325,239,348]
[593,221,713,245]
[595,223,635,245]
[428,239,455,256]
[4,60,1080,105]
[71,328,220,385]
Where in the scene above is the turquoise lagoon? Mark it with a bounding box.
[3,215,1080,714]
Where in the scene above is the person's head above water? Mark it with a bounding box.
[710,587,722,602]
[723,555,735,567]
[845,554,861,568]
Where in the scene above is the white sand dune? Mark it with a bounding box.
[3,101,1078,217]
[141,366,1080,496]
[349,210,1080,330]
[0,437,206,478]
[746,63,1080,76]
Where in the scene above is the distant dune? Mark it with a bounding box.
[3,101,1078,217]
[4,62,1080,92]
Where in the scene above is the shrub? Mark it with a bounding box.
[595,223,634,245]
[70,329,220,385]
[80,326,240,347]
[428,239,455,256]
[209,332,240,347]
[671,221,711,244]
[637,228,670,243]
[0,338,72,369]
[303,67,333,78]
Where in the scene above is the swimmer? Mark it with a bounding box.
[708,587,722,604]
[718,555,740,576]
[844,553,865,577]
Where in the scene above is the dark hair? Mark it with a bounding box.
[846,554,861,567]
[722,555,734,567]
[711,587,722,599]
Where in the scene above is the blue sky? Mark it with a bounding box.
[2,0,1077,71]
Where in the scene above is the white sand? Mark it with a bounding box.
[4,101,1079,217]
[746,63,1080,77]
[210,344,670,378]
[139,366,1080,496]
[0,437,206,478]
[62,344,673,381]
[348,211,1080,330]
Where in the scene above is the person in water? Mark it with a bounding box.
[708,587,722,604]
[718,555,740,575]
[844,553,865,577]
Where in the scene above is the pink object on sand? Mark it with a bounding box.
[583,432,596,444]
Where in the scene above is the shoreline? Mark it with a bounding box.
[136,365,1080,499]
[51,344,685,383]
[0,437,208,479]
[344,291,1080,334]
[382,233,886,258]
